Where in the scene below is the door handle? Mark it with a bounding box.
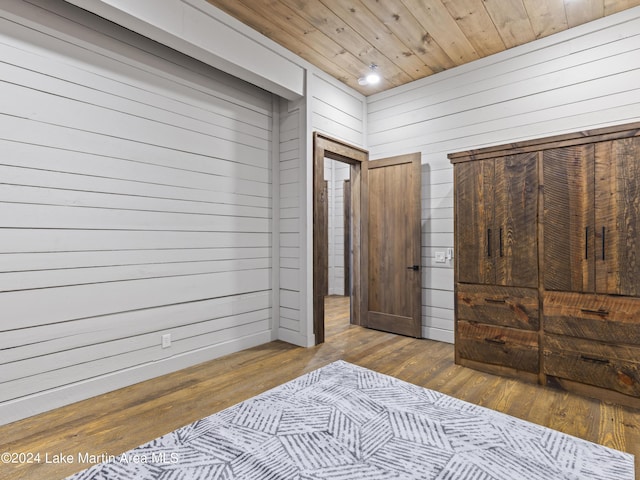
[585,226,589,259]
[407,265,420,271]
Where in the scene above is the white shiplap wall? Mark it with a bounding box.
[308,72,365,336]
[278,97,305,346]
[366,7,640,343]
[276,72,365,347]
[327,160,350,296]
[0,0,274,424]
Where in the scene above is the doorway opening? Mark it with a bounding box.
[313,133,368,345]
[323,159,352,337]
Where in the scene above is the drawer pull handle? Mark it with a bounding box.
[580,355,609,365]
[484,337,506,345]
[580,308,609,316]
[485,298,507,304]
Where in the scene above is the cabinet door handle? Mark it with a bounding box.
[580,308,609,316]
[585,226,589,259]
[484,297,507,304]
[499,227,503,257]
[484,337,506,345]
[487,228,491,257]
[580,355,609,365]
[602,226,606,261]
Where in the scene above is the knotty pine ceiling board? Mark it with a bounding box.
[207,0,640,95]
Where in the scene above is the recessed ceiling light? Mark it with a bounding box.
[358,64,380,86]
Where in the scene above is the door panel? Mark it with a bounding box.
[494,153,538,288]
[365,153,421,337]
[596,138,640,295]
[455,160,495,284]
[543,145,595,292]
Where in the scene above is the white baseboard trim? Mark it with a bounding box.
[423,327,454,344]
[277,327,310,347]
[0,331,272,427]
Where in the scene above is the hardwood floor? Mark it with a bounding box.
[1,295,638,479]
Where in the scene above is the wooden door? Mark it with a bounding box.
[543,145,595,292]
[595,137,640,295]
[365,153,422,337]
[494,153,538,288]
[455,159,495,284]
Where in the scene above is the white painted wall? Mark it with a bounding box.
[0,0,275,425]
[279,72,366,347]
[366,6,640,344]
[278,96,307,346]
[326,160,351,296]
[63,0,304,100]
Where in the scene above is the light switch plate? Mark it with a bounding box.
[435,251,446,263]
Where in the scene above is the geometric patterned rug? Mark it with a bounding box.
[65,360,634,480]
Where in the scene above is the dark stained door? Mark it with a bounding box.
[494,153,538,288]
[455,159,495,284]
[365,153,422,337]
[543,145,595,292]
[456,153,538,288]
[595,137,640,296]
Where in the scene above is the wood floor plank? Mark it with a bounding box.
[1,295,638,480]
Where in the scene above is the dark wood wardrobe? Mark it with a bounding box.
[450,121,640,408]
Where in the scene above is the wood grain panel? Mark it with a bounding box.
[455,160,494,284]
[360,0,455,74]
[457,320,539,373]
[319,0,431,80]
[480,0,536,48]
[366,153,421,337]
[542,145,595,292]
[456,284,539,330]
[279,0,413,88]
[544,333,640,397]
[595,137,640,295]
[544,292,640,344]
[523,0,569,38]
[400,0,480,64]
[494,152,538,288]
[440,0,505,57]
[566,0,605,27]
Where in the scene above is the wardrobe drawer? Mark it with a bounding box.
[457,320,539,373]
[544,292,640,344]
[457,284,539,330]
[544,334,640,398]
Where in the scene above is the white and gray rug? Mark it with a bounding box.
[66,360,634,480]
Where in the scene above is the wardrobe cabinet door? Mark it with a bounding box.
[455,160,495,284]
[595,137,640,296]
[494,153,538,288]
[543,145,595,292]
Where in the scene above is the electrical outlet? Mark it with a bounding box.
[435,251,446,263]
[161,333,171,349]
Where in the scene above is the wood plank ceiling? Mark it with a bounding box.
[207,0,640,95]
